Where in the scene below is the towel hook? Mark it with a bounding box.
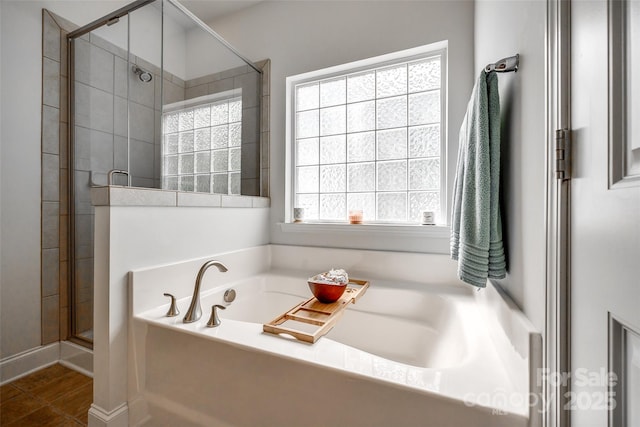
[485,54,519,73]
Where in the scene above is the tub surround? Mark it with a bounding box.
[89,193,270,427]
[90,187,538,427]
[90,186,269,208]
[127,245,541,427]
[278,222,451,254]
[271,244,459,285]
[129,246,271,316]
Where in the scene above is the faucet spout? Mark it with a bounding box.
[183,260,228,323]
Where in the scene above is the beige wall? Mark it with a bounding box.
[0,0,548,363]
[0,0,130,360]
[474,0,547,334]
[208,0,475,253]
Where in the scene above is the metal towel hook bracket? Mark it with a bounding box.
[485,54,519,73]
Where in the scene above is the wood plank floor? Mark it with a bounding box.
[0,364,92,426]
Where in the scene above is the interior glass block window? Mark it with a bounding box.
[292,52,444,223]
[162,95,242,195]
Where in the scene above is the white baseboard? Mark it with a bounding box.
[0,342,60,385]
[88,403,129,427]
[0,340,94,384]
[60,340,93,377]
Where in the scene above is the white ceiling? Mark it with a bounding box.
[179,0,263,23]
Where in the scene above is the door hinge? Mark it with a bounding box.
[555,128,571,180]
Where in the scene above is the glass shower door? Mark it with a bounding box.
[69,1,163,345]
[126,2,162,188]
[67,0,262,347]
[70,13,131,344]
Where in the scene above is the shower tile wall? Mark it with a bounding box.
[74,37,183,190]
[72,33,184,336]
[41,10,76,345]
[41,10,268,344]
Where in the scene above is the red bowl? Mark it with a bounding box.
[308,281,347,303]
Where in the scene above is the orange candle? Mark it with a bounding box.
[348,210,363,224]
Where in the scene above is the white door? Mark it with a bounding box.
[570,0,640,426]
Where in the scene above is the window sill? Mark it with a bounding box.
[278,221,450,238]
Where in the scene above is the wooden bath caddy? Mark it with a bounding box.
[263,279,369,343]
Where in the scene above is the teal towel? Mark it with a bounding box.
[450,71,506,288]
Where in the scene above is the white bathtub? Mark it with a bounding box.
[129,249,540,427]
[219,274,469,370]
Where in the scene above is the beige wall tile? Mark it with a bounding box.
[43,11,61,61]
[185,84,208,100]
[261,96,270,132]
[74,38,114,93]
[42,295,60,345]
[42,202,59,249]
[59,77,68,124]
[60,31,68,77]
[74,82,113,133]
[234,72,260,108]
[42,154,60,202]
[163,79,185,105]
[41,248,60,298]
[208,78,234,95]
[43,58,60,108]
[42,106,60,155]
[241,143,259,180]
[260,131,270,169]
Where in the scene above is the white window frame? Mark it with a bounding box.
[285,41,448,225]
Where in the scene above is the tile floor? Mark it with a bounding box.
[0,364,92,426]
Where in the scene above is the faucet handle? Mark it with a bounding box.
[206,304,226,328]
[163,293,180,317]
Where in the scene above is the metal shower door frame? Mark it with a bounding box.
[66,0,158,348]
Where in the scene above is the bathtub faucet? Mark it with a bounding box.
[183,260,228,323]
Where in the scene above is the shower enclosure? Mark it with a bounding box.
[67,0,263,346]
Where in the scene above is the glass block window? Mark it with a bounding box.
[292,51,444,223]
[162,96,242,195]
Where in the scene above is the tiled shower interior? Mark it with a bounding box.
[41,2,268,346]
[72,31,186,339]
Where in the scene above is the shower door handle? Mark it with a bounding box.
[107,169,130,186]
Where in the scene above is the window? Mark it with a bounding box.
[288,44,446,224]
[162,92,242,194]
